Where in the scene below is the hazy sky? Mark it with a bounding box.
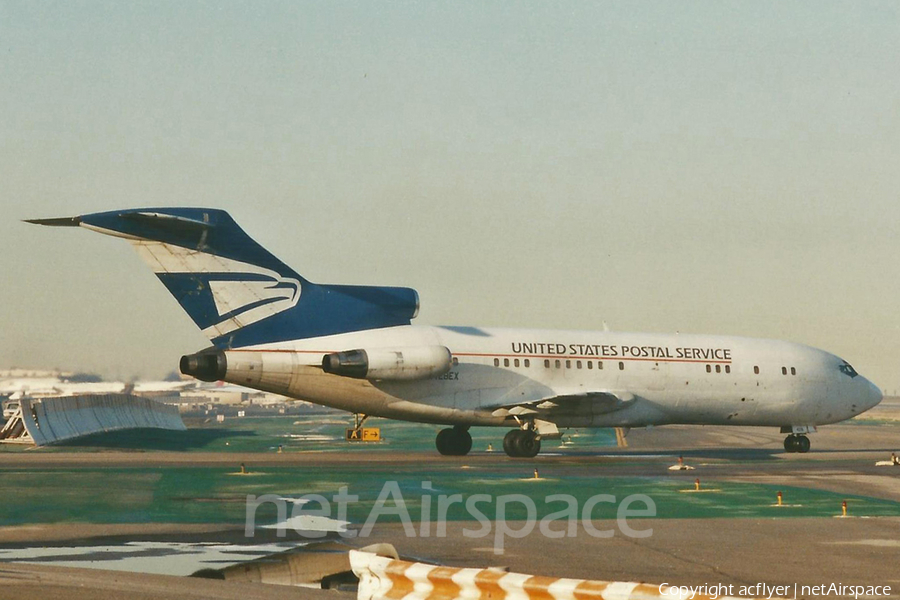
[2,2,899,389]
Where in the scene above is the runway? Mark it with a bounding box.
[1,401,898,598]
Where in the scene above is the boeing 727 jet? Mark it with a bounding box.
[29,209,883,457]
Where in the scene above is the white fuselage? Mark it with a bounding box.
[216,325,882,429]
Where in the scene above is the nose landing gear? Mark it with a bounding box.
[435,426,473,456]
[784,434,810,453]
[781,425,815,453]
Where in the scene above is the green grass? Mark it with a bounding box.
[1,464,896,527]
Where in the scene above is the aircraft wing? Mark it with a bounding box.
[487,391,635,418]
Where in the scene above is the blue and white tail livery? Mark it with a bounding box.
[31,207,882,457]
[30,208,419,349]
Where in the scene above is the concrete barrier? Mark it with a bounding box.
[350,551,761,600]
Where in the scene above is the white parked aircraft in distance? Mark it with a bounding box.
[0,377,197,402]
[30,209,883,457]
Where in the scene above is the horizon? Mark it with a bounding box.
[2,2,898,389]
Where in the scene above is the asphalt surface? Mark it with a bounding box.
[1,400,898,599]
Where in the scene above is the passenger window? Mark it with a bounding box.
[599,361,604,370]
[782,367,787,375]
[504,358,510,367]
[706,365,711,373]
[566,360,571,369]
[555,360,561,369]
[618,362,624,371]
[791,367,796,376]
[494,358,500,367]
[514,359,520,367]
[452,357,458,366]
[715,365,721,373]
[576,360,582,369]
[587,361,593,370]
[524,359,530,368]
[725,365,731,374]
[754,366,759,375]
[544,359,550,368]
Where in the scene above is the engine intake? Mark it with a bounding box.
[180,350,227,382]
[322,346,452,381]
[322,349,369,379]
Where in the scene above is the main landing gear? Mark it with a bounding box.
[503,428,541,458]
[433,425,542,457]
[435,425,472,456]
[784,435,810,453]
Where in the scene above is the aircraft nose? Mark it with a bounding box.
[862,378,883,410]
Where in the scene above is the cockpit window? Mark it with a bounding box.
[838,361,858,378]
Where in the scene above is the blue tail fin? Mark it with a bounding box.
[28,208,419,349]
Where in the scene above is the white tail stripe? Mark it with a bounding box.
[130,241,301,339]
[132,241,274,277]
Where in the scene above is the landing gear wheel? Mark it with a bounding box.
[502,429,541,458]
[503,430,521,456]
[783,436,797,452]
[514,430,541,458]
[435,427,472,456]
[453,426,473,455]
[783,435,810,453]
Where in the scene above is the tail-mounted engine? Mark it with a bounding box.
[180,350,227,382]
[322,346,452,381]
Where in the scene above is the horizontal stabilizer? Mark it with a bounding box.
[24,216,82,227]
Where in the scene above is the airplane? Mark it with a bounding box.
[28,208,883,457]
[0,376,198,401]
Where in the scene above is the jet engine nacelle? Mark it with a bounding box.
[180,350,227,382]
[322,346,453,381]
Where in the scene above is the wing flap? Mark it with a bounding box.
[490,391,634,418]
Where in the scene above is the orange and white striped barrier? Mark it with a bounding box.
[350,551,763,600]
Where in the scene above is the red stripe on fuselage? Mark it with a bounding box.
[228,349,731,364]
